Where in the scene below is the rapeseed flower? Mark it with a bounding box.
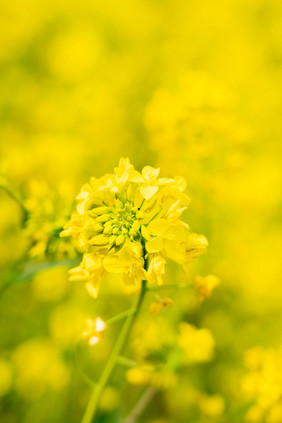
[61,158,207,297]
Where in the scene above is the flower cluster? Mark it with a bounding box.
[24,180,76,260]
[61,158,208,297]
[242,346,282,423]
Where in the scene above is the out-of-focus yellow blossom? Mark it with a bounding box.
[178,323,215,365]
[245,405,264,423]
[144,72,247,171]
[166,384,225,421]
[24,180,76,260]
[151,370,178,390]
[126,367,152,386]
[0,193,28,265]
[194,274,221,301]
[32,266,68,302]
[49,304,87,347]
[12,338,69,400]
[149,297,173,316]
[132,314,175,362]
[82,317,107,346]
[198,393,225,417]
[242,346,282,423]
[0,357,13,396]
[99,386,121,411]
[126,367,177,390]
[46,25,103,82]
[61,158,207,297]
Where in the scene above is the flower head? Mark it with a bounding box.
[61,158,207,297]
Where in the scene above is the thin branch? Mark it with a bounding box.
[124,387,156,423]
[148,282,194,292]
[106,308,135,326]
[0,184,28,222]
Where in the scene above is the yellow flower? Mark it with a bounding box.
[149,297,173,316]
[194,274,221,301]
[12,339,69,400]
[61,158,207,297]
[178,323,215,365]
[198,394,225,417]
[82,317,107,345]
[126,367,152,386]
[103,239,147,286]
[147,254,166,285]
[69,253,105,298]
[242,345,282,421]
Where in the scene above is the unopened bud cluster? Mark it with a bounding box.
[89,200,143,248]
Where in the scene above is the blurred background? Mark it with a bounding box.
[1,0,282,422]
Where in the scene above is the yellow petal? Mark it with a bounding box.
[147,218,170,235]
[103,254,128,273]
[115,234,125,246]
[158,177,175,184]
[76,184,91,200]
[140,185,159,200]
[90,235,109,246]
[60,228,72,237]
[141,225,151,241]
[129,170,144,183]
[142,166,160,181]
[163,239,186,264]
[146,236,163,253]
[85,282,99,298]
[95,317,106,333]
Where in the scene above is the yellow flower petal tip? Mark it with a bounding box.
[82,317,107,345]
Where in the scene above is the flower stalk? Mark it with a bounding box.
[81,279,147,423]
[0,184,28,222]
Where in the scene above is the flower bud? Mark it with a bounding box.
[90,235,109,246]
[92,206,111,215]
[104,226,112,235]
[116,234,125,246]
[96,214,111,223]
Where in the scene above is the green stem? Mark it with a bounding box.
[124,387,156,423]
[81,280,147,423]
[105,308,134,325]
[116,356,155,372]
[0,185,28,222]
[148,282,193,292]
[116,356,138,368]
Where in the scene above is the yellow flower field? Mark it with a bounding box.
[0,1,282,422]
